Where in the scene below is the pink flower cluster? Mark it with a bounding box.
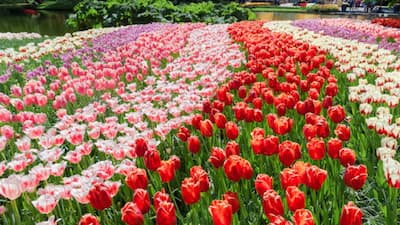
[0,23,245,219]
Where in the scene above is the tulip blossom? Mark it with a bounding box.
[121,202,144,225]
[286,186,305,212]
[343,164,368,190]
[340,202,363,225]
[126,168,148,190]
[262,189,284,216]
[209,200,233,225]
[293,209,315,225]
[87,183,112,211]
[133,189,151,214]
[78,214,100,225]
[222,191,240,214]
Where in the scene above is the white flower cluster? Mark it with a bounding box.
[0,32,42,40]
[0,27,118,64]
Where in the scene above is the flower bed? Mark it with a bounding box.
[0,19,398,225]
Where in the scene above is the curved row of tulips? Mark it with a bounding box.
[292,18,400,52]
[0,19,397,225]
[266,20,400,224]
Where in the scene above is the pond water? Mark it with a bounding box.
[255,11,369,21]
[0,9,369,36]
[0,9,74,36]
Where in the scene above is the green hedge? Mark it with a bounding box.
[66,0,256,29]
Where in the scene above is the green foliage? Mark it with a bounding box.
[66,0,255,29]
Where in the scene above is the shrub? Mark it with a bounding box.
[66,0,256,29]
[306,4,340,12]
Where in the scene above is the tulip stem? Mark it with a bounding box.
[10,200,21,225]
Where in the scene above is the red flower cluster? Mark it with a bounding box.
[372,18,400,28]
[181,166,210,205]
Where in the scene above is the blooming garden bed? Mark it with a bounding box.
[0,19,399,225]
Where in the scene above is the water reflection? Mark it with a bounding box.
[0,9,73,36]
[255,12,368,21]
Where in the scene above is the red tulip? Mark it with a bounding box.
[181,177,201,205]
[280,168,301,190]
[267,214,291,225]
[217,86,228,102]
[327,138,342,159]
[225,92,233,105]
[262,189,284,216]
[187,135,200,154]
[316,120,330,138]
[340,202,362,225]
[156,201,176,225]
[267,113,277,129]
[325,82,338,97]
[296,101,307,115]
[209,147,226,168]
[304,165,327,190]
[123,166,147,189]
[191,114,203,130]
[254,109,263,122]
[214,113,227,129]
[272,116,293,135]
[300,80,309,92]
[88,183,112,211]
[279,141,301,167]
[225,141,240,156]
[255,174,273,196]
[251,127,265,139]
[121,202,144,225]
[308,88,319,100]
[153,189,171,211]
[306,138,325,160]
[335,124,351,141]
[200,119,213,137]
[303,124,317,141]
[276,102,286,116]
[328,105,346,123]
[144,149,161,171]
[252,97,263,109]
[251,137,264,155]
[343,164,368,190]
[293,209,314,225]
[223,191,240,213]
[157,160,176,183]
[339,148,356,166]
[326,59,334,69]
[286,186,305,212]
[176,126,190,142]
[225,121,239,140]
[190,166,210,192]
[135,137,148,157]
[203,99,212,114]
[233,102,247,121]
[238,86,247,99]
[241,158,254,180]
[209,200,232,225]
[224,155,252,182]
[133,189,150,214]
[244,107,254,122]
[292,161,311,184]
[264,135,279,155]
[322,96,333,109]
[78,214,99,225]
[170,155,180,170]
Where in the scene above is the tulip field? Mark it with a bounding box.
[0,18,399,225]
